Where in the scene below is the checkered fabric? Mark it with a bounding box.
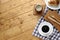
[32,17,60,40]
[32,6,60,40]
[58,9,60,15]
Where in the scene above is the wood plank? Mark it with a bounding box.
[0,1,34,19]
[0,10,41,34]
[0,0,45,40]
[0,0,10,4]
[0,10,39,39]
[0,0,44,19]
[0,0,33,13]
[0,26,22,40]
[0,16,40,40]
[8,28,42,40]
[0,10,36,32]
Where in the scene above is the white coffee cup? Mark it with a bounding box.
[38,21,53,37]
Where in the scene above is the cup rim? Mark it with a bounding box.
[35,4,42,12]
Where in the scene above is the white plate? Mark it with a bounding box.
[44,0,60,10]
[38,21,53,37]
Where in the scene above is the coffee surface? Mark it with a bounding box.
[42,25,49,33]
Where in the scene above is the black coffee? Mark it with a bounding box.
[42,25,49,33]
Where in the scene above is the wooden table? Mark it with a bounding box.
[0,0,45,40]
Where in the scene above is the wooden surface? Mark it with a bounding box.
[0,0,45,40]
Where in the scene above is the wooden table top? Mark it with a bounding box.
[0,0,45,40]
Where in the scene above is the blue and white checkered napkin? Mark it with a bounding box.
[58,9,60,15]
[32,17,60,40]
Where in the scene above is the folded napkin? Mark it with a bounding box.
[32,6,60,40]
[32,17,60,40]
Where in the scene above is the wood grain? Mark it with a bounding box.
[0,0,45,40]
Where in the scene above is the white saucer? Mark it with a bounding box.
[38,21,53,37]
[44,0,60,10]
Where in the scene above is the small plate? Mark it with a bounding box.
[44,0,60,10]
